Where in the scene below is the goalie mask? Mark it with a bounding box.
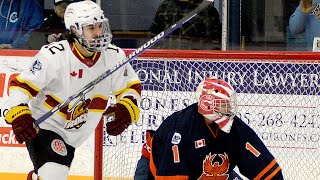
[64,1,112,52]
[196,77,237,133]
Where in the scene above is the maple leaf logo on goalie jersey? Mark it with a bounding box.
[65,99,91,129]
[197,153,230,180]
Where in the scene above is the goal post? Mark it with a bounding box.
[94,50,320,180]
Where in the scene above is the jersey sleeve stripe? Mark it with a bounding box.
[265,166,281,180]
[88,95,108,111]
[9,86,33,99]
[114,80,142,96]
[44,94,68,117]
[114,82,142,101]
[155,175,189,180]
[116,88,141,102]
[127,80,141,89]
[253,159,277,180]
[44,102,68,118]
[16,76,41,92]
[10,76,40,98]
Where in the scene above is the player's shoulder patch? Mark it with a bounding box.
[29,59,42,74]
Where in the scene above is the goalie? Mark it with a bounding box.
[149,77,284,179]
[2,1,141,180]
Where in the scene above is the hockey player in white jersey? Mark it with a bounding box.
[3,1,141,180]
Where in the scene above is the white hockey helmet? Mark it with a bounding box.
[196,77,237,120]
[64,1,112,51]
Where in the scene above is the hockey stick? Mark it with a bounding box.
[35,0,214,125]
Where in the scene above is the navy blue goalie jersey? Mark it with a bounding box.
[150,103,283,180]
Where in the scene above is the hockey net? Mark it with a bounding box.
[94,50,320,180]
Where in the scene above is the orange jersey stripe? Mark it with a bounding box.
[253,159,277,180]
[150,137,158,178]
[265,166,281,180]
[155,175,188,180]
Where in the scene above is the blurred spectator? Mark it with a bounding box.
[289,0,320,51]
[41,0,72,44]
[0,0,43,49]
[149,0,221,50]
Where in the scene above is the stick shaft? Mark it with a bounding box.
[35,0,214,125]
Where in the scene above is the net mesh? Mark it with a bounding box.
[99,57,320,180]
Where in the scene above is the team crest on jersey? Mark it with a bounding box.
[171,132,181,144]
[29,59,42,74]
[197,153,230,180]
[9,12,18,23]
[65,99,91,129]
[51,139,67,156]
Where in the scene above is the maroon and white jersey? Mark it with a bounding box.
[3,40,141,147]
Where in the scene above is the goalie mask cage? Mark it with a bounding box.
[94,50,320,180]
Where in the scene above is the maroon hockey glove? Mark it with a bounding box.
[103,98,140,136]
[103,103,131,136]
[5,105,37,144]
